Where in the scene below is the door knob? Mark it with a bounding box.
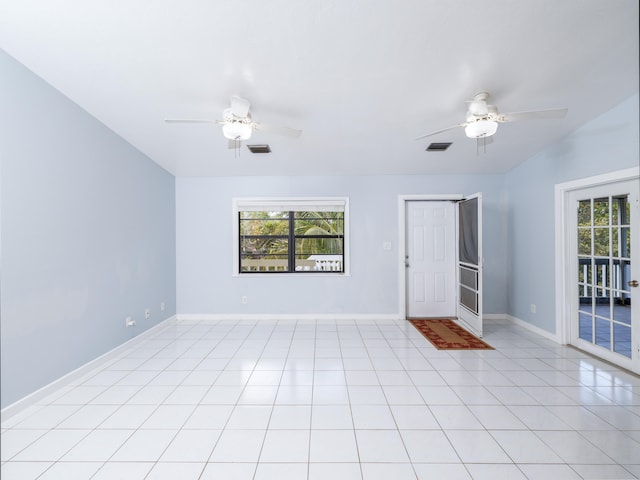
[629,280,639,287]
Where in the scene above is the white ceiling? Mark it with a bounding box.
[1,1,638,177]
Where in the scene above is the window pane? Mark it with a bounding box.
[585,259,593,285]
[578,258,592,285]
[240,211,289,272]
[240,237,288,256]
[621,260,631,292]
[578,229,591,256]
[612,198,620,225]
[593,228,609,257]
[578,200,591,226]
[595,266,609,290]
[579,312,592,342]
[593,198,609,226]
[578,297,593,314]
[595,318,611,350]
[240,237,289,272]
[296,254,343,271]
[612,296,631,324]
[594,294,612,321]
[295,237,343,255]
[622,227,631,258]
[613,323,632,358]
[293,211,344,272]
[623,195,630,225]
[240,211,289,221]
[240,212,289,235]
[294,211,344,234]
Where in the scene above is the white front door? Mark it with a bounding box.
[457,193,483,337]
[567,179,640,373]
[406,201,456,318]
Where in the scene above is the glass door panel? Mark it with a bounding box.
[571,182,638,372]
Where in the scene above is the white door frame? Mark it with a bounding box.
[398,194,463,318]
[554,166,640,345]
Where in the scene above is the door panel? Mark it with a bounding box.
[413,273,425,302]
[569,179,639,372]
[406,201,456,318]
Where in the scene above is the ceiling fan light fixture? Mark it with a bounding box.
[464,119,498,139]
[223,122,252,141]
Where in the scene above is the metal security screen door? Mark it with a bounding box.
[457,193,483,337]
[568,179,639,372]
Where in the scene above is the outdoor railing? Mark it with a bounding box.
[241,258,343,272]
[578,258,630,300]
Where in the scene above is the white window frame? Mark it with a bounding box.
[232,196,350,276]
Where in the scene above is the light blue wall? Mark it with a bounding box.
[176,174,508,316]
[0,51,177,408]
[505,94,639,333]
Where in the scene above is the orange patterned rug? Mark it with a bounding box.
[409,319,494,350]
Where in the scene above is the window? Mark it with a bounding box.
[233,198,348,274]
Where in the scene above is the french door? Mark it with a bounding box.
[568,179,639,372]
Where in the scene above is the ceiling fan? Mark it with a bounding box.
[165,95,302,147]
[415,92,568,144]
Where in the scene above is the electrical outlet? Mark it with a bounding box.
[530,304,536,314]
[160,301,166,312]
[241,296,248,304]
[125,316,136,327]
[383,241,392,250]
[145,308,151,319]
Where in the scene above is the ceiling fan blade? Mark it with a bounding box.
[230,95,251,118]
[415,124,464,140]
[164,119,218,124]
[254,122,302,138]
[499,107,568,122]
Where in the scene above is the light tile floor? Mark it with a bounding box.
[2,318,640,479]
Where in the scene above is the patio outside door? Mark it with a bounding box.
[405,201,456,318]
[568,179,639,373]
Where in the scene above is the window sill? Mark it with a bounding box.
[232,272,351,277]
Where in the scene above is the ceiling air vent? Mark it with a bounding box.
[426,142,452,152]
[247,144,271,154]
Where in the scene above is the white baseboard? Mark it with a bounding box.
[483,313,509,322]
[505,314,560,343]
[1,315,178,422]
[177,313,405,323]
